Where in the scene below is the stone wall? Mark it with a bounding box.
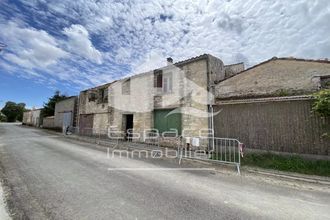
[181,59,209,138]
[215,58,330,99]
[224,63,244,78]
[208,54,225,83]
[43,116,55,128]
[93,113,109,134]
[22,111,31,125]
[78,84,110,133]
[78,89,108,115]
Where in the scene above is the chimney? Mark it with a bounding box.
[167,57,173,65]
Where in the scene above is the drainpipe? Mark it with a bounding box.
[210,104,215,152]
[206,56,215,153]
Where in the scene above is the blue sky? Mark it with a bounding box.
[1,0,330,109]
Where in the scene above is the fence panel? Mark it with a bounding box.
[178,137,243,174]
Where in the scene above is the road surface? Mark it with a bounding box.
[0,123,329,219]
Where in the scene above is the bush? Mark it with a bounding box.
[0,113,7,122]
[312,89,330,117]
[312,89,330,139]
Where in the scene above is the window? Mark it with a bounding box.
[154,70,163,88]
[98,88,108,103]
[88,91,97,102]
[122,79,131,95]
[163,74,172,93]
[320,76,330,89]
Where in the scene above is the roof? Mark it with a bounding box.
[276,57,330,64]
[24,108,42,112]
[173,54,209,66]
[55,96,78,104]
[81,81,116,92]
[215,95,313,105]
[60,96,77,100]
[216,56,330,84]
[245,57,330,74]
[224,62,244,67]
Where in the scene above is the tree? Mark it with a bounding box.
[312,89,330,117]
[41,91,67,117]
[1,101,26,122]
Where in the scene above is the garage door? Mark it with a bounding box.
[63,112,72,128]
[79,114,94,135]
[154,109,181,135]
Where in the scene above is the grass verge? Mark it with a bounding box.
[241,153,330,177]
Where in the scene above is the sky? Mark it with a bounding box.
[0,0,330,109]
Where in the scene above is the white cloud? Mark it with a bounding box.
[0,21,68,69]
[131,49,167,74]
[1,0,330,92]
[62,24,103,64]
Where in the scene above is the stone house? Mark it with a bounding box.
[22,108,42,127]
[78,82,113,135]
[77,54,243,143]
[213,57,330,157]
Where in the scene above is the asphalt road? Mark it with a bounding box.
[0,123,329,220]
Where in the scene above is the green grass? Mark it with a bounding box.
[241,153,330,177]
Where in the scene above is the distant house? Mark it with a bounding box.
[22,108,42,127]
[213,57,330,157]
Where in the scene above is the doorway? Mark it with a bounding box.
[124,114,134,141]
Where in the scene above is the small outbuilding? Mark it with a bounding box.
[22,108,42,127]
[54,96,78,131]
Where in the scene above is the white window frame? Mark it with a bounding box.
[162,73,172,93]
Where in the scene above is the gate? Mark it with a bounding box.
[144,129,160,149]
[211,138,243,174]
